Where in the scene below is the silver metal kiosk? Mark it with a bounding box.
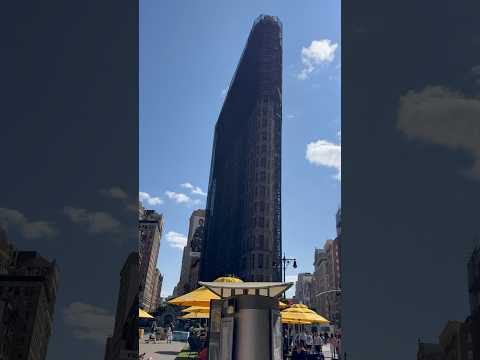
[199,281,293,360]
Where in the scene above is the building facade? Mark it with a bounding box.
[325,238,341,327]
[295,273,313,307]
[417,341,445,360]
[311,248,328,317]
[105,252,138,360]
[439,320,471,360]
[155,271,163,309]
[200,15,283,282]
[466,245,480,360]
[174,210,206,296]
[0,227,12,275]
[139,208,163,312]
[0,250,59,360]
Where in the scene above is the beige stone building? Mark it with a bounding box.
[295,272,313,307]
[139,208,163,312]
[173,209,206,296]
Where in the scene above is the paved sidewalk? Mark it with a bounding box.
[139,341,186,360]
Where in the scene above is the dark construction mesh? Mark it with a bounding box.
[200,15,282,283]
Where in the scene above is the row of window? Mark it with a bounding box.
[0,286,35,297]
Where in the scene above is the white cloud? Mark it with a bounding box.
[165,191,202,206]
[165,191,190,203]
[63,302,114,344]
[99,187,128,200]
[298,39,338,80]
[181,182,207,196]
[0,208,57,239]
[166,231,188,249]
[139,191,163,206]
[306,139,341,181]
[63,207,121,234]
[398,86,480,179]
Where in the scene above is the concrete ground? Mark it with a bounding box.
[139,341,186,360]
[138,340,337,360]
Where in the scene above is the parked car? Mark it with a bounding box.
[172,330,190,342]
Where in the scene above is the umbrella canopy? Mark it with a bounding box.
[281,304,329,324]
[278,301,288,309]
[179,311,210,319]
[139,308,154,318]
[181,306,210,313]
[281,317,311,325]
[168,277,243,307]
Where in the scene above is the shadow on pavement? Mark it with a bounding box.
[155,351,180,355]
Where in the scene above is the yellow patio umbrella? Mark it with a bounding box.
[181,306,210,313]
[168,277,243,307]
[279,301,289,309]
[281,304,329,324]
[281,317,311,325]
[139,308,154,318]
[179,311,210,319]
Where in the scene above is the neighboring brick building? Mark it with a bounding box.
[295,273,313,307]
[0,250,59,360]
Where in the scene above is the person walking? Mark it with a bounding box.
[331,335,339,359]
[298,329,307,345]
[306,331,313,352]
[166,325,173,344]
[291,341,308,360]
[283,332,290,360]
[313,331,322,354]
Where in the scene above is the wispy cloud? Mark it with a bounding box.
[221,87,228,97]
[306,139,341,181]
[0,208,57,239]
[63,207,122,235]
[165,191,201,206]
[99,187,128,200]
[63,302,114,344]
[166,231,187,249]
[139,191,163,206]
[298,39,338,80]
[181,182,207,196]
[398,85,480,179]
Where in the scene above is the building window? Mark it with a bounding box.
[259,254,264,269]
[259,217,265,228]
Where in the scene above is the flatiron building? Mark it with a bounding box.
[200,15,283,282]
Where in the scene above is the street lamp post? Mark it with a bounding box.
[273,254,297,283]
[316,289,342,330]
[315,289,341,297]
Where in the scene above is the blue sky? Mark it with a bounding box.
[140,0,341,298]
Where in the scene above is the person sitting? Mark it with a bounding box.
[188,330,202,352]
[198,339,209,360]
[291,340,308,360]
